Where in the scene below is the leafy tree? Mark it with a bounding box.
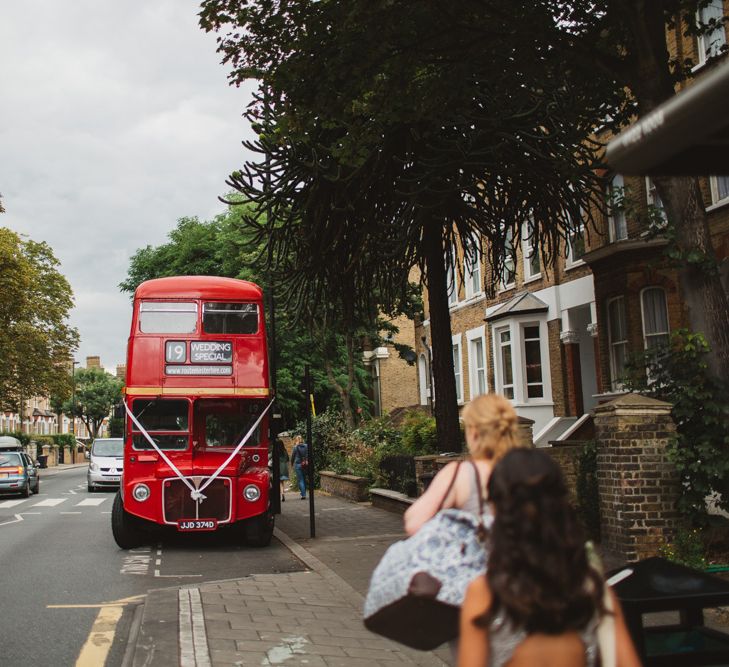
[200,0,622,450]
[120,202,410,427]
[58,367,123,442]
[0,227,79,411]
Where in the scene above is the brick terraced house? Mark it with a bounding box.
[371,4,729,442]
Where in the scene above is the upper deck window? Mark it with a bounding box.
[139,301,197,334]
[203,303,258,334]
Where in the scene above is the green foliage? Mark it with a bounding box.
[576,440,601,542]
[50,434,77,448]
[295,409,434,493]
[120,199,404,428]
[0,228,78,410]
[108,417,124,438]
[399,410,439,456]
[659,528,708,571]
[58,368,123,442]
[623,330,729,524]
[0,431,30,446]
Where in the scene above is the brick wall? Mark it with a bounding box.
[319,471,370,502]
[594,393,681,562]
[545,442,582,504]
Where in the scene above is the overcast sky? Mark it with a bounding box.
[1,1,256,371]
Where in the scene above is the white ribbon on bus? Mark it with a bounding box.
[123,397,275,504]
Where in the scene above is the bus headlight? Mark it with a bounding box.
[132,483,151,502]
[243,484,260,502]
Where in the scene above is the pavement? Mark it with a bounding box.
[125,490,452,667]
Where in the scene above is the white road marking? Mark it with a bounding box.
[120,547,152,575]
[32,498,67,507]
[76,498,107,507]
[0,499,29,508]
[60,512,82,515]
[179,588,211,667]
[155,570,202,578]
[68,489,77,495]
[0,513,24,527]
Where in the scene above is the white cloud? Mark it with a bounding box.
[0,0,256,368]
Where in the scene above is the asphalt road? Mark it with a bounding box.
[0,466,305,667]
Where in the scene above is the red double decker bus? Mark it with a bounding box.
[111,276,275,548]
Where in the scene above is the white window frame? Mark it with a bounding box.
[466,325,488,400]
[607,174,628,242]
[521,322,545,400]
[418,353,429,405]
[697,0,727,66]
[522,217,541,281]
[446,243,459,306]
[710,175,729,205]
[566,223,586,267]
[499,227,517,291]
[607,296,629,391]
[491,317,552,405]
[640,287,670,350]
[464,233,483,300]
[452,334,464,405]
[494,326,515,400]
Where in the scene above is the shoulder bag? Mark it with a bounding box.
[363,461,492,650]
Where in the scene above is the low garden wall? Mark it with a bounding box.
[318,471,370,502]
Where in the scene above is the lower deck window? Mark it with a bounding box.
[195,399,263,448]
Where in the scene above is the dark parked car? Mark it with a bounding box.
[0,450,39,496]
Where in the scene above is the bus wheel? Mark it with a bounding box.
[244,510,274,547]
[111,491,145,549]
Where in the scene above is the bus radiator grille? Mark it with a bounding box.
[163,478,232,523]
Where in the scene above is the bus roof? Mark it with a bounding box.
[134,276,263,301]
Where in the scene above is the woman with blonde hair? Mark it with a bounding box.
[404,393,519,536]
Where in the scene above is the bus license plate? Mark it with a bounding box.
[177,519,218,532]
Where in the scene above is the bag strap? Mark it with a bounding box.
[436,461,462,512]
[469,460,486,517]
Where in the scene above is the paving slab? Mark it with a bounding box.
[126,490,451,666]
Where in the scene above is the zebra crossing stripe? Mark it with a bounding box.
[76,498,107,507]
[32,498,67,507]
[0,499,29,509]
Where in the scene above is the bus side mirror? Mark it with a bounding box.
[113,403,125,419]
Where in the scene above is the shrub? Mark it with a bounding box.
[659,528,708,570]
[399,410,439,455]
[0,431,30,446]
[623,330,729,525]
[50,434,76,448]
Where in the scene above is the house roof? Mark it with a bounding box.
[485,291,549,323]
[606,58,729,175]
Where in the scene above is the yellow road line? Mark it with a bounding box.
[75,605,123,667]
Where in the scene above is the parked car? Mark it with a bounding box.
[87,438,123,492]
[0,450,39,496]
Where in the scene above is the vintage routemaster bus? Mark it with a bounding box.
[112,276,275,548]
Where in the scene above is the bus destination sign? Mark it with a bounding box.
[190,341,233,363]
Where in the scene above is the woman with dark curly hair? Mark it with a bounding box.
[459,448,640,667]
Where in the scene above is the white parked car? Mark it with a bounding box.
[87,438,123,492]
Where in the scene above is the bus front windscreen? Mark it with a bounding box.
[132,399,189,450]
[196,399,263,448]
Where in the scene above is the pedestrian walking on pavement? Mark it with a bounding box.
[458,448,641,667]
[290,435,309,499]
[404,393,520,535]
[273,438,289,502]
